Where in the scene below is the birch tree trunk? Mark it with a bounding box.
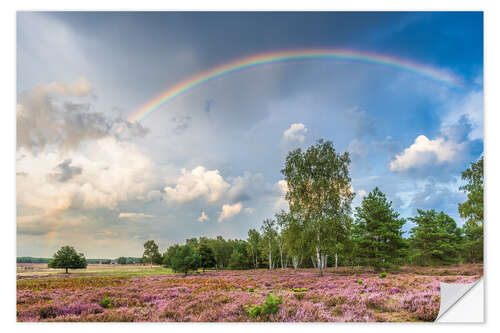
[316,246,323,276]
[268,239,272,270]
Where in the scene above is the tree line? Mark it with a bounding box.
[154,140,483,276]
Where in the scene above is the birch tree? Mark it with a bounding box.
[261,218,277,270]
[281,139,354,276]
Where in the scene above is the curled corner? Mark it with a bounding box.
[435,278,483,322]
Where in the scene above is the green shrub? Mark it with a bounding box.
[248,287,254,292]
[378,272,387,279]
[99,296,112,308]
[246,304,262,318]
[358,280,363,285]
[246,293,283,318]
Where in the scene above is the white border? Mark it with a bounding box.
[3,1,499,332]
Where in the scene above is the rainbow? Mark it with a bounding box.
[128,49,461,122]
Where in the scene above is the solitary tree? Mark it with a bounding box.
[142,240,162,267]
[282,139,354,276]
[352,187,406,270]
[48,246,87,274]
[458,156,484,263]
[170,245,201,276]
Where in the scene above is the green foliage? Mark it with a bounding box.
[169,245,201,275]
[291,288,308,292]
[48,246,87,273]
[17,257,50,263]
[458,156,483,226]
[99,296,112,308]
[358,280,363,285]
[163,244,180,268]
[198,242,216,271]
[260,218,278,270]
[458,156,484,263]
[142,240,162,265]
[409,210,463,266]
[246,293,283,319]
[228,240,251,269]
[281,139,354,276]
[352,187,406,270]
[378,272,387,279]
[248,287,254,292]
[247,229,262,268]
[117,257,127,265]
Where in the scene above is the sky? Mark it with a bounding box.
[16,12,483,258]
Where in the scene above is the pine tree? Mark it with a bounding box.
[198,242,215,272]
[352,187,405,270]
[409,209,463,266]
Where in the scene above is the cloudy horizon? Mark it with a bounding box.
[16,12,483,258]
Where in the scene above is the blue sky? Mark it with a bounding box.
[16,12,483,257]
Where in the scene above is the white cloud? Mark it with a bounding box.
[164,166,230,204]
[357,189,367,197]
[218,202,242,222]
[16,137,155,213]
[283,123,308,143]
[273,180,289,212]
[390,135,464,172]
[118,212,155,219]
[276,180,289,195]
[45,76,93,97]
[197,211,209,222]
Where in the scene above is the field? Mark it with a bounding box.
[16,264,482,322]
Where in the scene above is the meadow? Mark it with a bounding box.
[16,264,482,322]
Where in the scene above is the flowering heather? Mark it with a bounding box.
[16,264,482,322]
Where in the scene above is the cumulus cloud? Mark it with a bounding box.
[164,166,230,204]
[218,202,242,222]
[390,135,464,172]
[276,180,289,195]
[282,123,308,144]
[197,211,209,222]
[17,137,155,213]
[273,180,289,212]
[118,212,155,219]
[45,76,93,97]
[357,189,367,197]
